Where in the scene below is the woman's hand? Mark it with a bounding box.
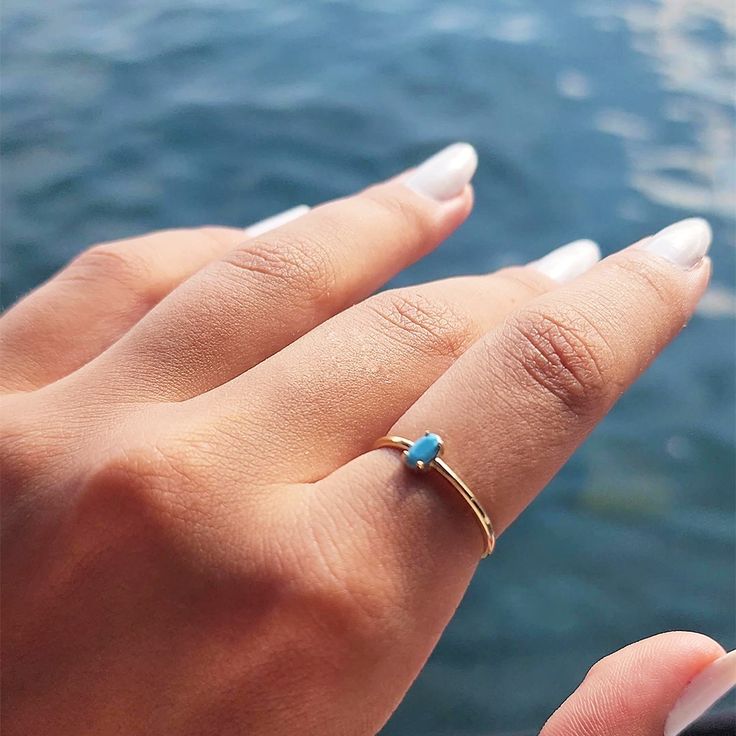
[0,143,721,735]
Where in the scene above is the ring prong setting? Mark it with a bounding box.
[404,432,443,472]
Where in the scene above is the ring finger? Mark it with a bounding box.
[330,218,712,566]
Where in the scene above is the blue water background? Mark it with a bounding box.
[2,1,734,732]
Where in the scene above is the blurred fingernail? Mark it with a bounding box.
[641,217,712,270]
[530,239,601,283]
[246,205,310,237]
[405,143,478,201]
[664,650,736,736]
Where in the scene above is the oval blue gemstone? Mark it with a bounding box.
[405,433,442,470]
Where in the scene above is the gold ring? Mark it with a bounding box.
[373,432,495,559]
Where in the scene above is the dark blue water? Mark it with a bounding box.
[2,1,734,732]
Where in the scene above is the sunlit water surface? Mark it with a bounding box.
[2,0,734,732]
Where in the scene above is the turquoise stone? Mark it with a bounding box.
[405,432,442,471]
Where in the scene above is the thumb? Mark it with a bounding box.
[540,632,735,736]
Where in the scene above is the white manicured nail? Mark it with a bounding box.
[246,205,310,237]
[405,143,478,201]
[641,217,712,269]
[530,239,601,283]
[664,650,736,736]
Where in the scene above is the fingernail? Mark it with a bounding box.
[246,205,310,237]
[640,217,712,270]
[664,650,736,736]
[405,142,478,201]
[530,239,601,284]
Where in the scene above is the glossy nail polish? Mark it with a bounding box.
[664,650,736,736]
[246,205,310,237]
[405,143,478,201]
[530,239,601,283]
[641,217,712,269]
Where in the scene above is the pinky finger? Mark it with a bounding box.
[540,632,735,736]
[0,206,308,393]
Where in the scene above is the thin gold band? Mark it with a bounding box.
[373,435,496,559]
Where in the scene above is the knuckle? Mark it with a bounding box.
[66,243,157,307]
[222,232,340,309]
[313,569,395,653]
[65,443,258,607]
[365,288,475,361]
[503,306,616,416]
[293,499,402,648]
[308,554,388,643]
[79,440,208,538]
